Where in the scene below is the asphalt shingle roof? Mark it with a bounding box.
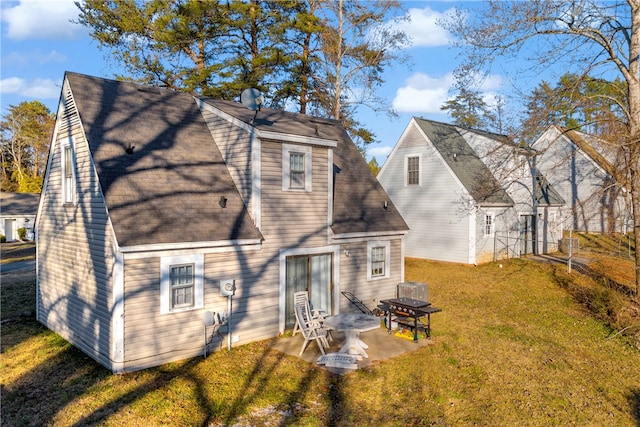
[1,192,40,216]
[414,118,514,206]
[67,73,406,246]
[67,72,263,247]
[201,99,408,235]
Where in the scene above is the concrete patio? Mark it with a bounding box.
[270,322,435,375]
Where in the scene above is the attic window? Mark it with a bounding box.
[405,154,421,186]
[282,144,312,192]
[60,138,76,205]
[484,214,494,236]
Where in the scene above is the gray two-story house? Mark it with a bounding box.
[36,72,408,373]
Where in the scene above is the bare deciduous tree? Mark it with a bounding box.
[442,0,640,293]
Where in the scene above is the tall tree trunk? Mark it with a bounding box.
[627,1,640,294]
[331,0,343,121]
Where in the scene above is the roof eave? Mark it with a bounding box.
[119,238,262,254]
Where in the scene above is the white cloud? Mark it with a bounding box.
[0,77,59,99]
[0,77,26,94]
[392,72,505,114]
[368,145,393,160]
[2,0,84,40]
[392,72,454,114]
[2,50,68,67]
[397,6,455,48]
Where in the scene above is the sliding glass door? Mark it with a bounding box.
[285,253,332,329]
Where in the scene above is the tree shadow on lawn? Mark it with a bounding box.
[1,332,110,426]
[630,388,640,426]
[2,327,346,426]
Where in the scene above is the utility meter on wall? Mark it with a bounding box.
[220,279,236,297]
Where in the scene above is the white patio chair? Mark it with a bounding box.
[292,291,328,337]
[294,304,330,356]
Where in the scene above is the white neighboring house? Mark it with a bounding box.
[1,192,39,241]
[532,126,632,234]
[377,118,565,264]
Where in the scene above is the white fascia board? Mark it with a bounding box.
[37,77,70,228]
[258,130,337,147]
[197,98,254,133]
[477,202,515,208]
[251,129,262,229]
[119,239,262,257]
[331,230,408,243]
[327,148,334,243]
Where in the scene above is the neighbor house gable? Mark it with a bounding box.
[413,118,514,207]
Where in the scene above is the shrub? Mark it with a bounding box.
[0,234,5,243]
[17,228,27,240]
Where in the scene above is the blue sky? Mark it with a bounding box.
[1,1,527,165]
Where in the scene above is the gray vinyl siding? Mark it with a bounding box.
[37,82,116,370]
[379,124,471,264]
[536,131,616,233]
[261,140,329,248]
[121,247,281,371]
[338,238,403,312]
[119,138,331,370]
[200,108,253,213]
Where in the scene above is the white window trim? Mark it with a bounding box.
[282,143,312,192]
[60,138,76,205]
[160,254,204,314]
[367,240,391,281]
[484,214,494,237]
[404,154,421,187]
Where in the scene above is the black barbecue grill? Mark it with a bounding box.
[379,297,442,342]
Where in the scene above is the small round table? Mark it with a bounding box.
[323,313,380,359]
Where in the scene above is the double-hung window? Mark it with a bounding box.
[170,264,194,309]
[405,154,421,186]
[282,144,312,192]
[484,214,494,236]
[160,254,204,314]
[290,152,306,189]
[61,139,76,204]
[371,247,385,277]
[367,240,391,280]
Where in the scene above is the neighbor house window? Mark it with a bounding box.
[405,154,421,186]
[161,254,204,314]
[282,144,312,191]
[61,139,76,204]
[484,214,494,236]
[367,240,391,280]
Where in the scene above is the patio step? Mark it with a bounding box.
[316,352,358,369]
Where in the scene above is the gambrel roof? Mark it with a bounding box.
[65,72,406,247]
[414,118,514,207]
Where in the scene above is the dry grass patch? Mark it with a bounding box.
[2,256,639,426]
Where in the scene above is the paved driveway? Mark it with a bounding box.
[1,259,36,274]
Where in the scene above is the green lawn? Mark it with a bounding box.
[1,252,639,426]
